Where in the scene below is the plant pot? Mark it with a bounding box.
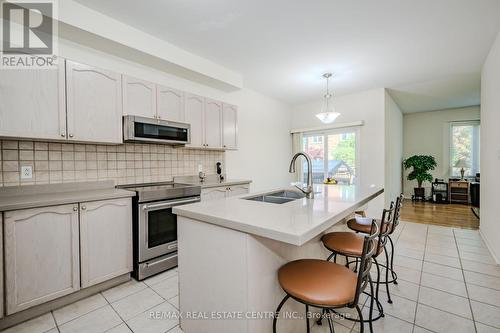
[414,187,425,199]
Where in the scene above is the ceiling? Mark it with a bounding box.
[74,0,500,112]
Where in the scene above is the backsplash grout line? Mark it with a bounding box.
[0,140,225,187]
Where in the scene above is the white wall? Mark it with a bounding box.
[385,91,404,202]
[224,89,292,191]
[480,32,500,263]
[59,38,292,192]
[402,106,480,197]
[291,88,386,216]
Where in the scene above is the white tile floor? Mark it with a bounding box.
[1,268,181,333]
[2,221,500,333]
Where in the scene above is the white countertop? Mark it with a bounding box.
[0,181,135,211]
[173,184,384,246]
[173,175,252,189]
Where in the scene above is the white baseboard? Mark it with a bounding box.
[479,228,500,265]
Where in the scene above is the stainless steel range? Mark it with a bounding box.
[117,182,201,280]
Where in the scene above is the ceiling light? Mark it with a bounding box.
[316,73,340,124]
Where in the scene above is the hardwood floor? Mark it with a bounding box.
[400,199,479,229]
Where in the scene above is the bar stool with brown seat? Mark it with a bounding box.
[347,194,404,293]
[319,202,395,326]
[273,221,379,333]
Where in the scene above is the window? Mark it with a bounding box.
[302,128,359,184]
[450,121,480,178]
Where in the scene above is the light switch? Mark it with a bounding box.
[21,165,33,179]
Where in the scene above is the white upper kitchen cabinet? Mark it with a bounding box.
[4,204,80,315]
[157,85,184,121]
[204,99,223,148]
[184,93,205,147]
[79,198,132,288]
[65,60,123,144]
[0,61,66,140]
[122,75,156,118]
[222,103,238,150]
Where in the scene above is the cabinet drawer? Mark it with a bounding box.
[451,182,468,188]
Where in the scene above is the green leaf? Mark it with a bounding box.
[403,155,437,187]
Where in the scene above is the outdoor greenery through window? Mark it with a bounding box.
[302,129,358,184]
[450,121,480,178]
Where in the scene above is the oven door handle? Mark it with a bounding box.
[142,197,200,211]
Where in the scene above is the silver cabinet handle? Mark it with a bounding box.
[69,134,74,138]
[73,206,78,211]
[61,133,66,137]
[81,205,86,210]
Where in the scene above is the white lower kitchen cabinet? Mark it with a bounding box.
[79,198,132,288]
[201,184,250,201]
[4,204,80,315]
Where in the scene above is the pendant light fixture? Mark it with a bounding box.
[316,73,340,124]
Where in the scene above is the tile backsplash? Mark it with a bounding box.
[0,140,225,187]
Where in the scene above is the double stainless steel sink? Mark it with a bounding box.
[244,190,306,204]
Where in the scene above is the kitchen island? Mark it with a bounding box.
[173,184,383,333]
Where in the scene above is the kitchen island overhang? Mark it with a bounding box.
[173,184,383,333]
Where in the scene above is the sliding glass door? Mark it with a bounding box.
[302,128,359,185]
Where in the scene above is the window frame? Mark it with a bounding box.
[449,120,480,178]
[302,126,360,185]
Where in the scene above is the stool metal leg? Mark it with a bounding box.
[273,295,290,333]
[368,277,375,333]
[306,304,311,333]
[317,309,326,326]
[372,258,384,316]
[388,235,398,284]
[384,248,393,304]
[355,304,364,333]
[327,311,335,333]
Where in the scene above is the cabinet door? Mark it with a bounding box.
[0,61,66,140]
[227,185,250,197]
[201,187,227,201]
[157,85,184,121]
[79,198,132,288]
[4,204,80,314]
[204,99,223,148]
[184,93,205,147]
[122,76,156,118]
[66,60,123,144]
[222,103,238,150]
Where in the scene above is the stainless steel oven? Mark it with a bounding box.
[138,196,199,262]
[117,182,201,280]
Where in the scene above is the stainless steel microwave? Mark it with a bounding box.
[123,115,190,145]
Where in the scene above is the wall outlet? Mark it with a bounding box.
[20,166,33,179]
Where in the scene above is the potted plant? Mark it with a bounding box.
[403,155,437,200]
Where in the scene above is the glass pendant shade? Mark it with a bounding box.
[315,73,340,124]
